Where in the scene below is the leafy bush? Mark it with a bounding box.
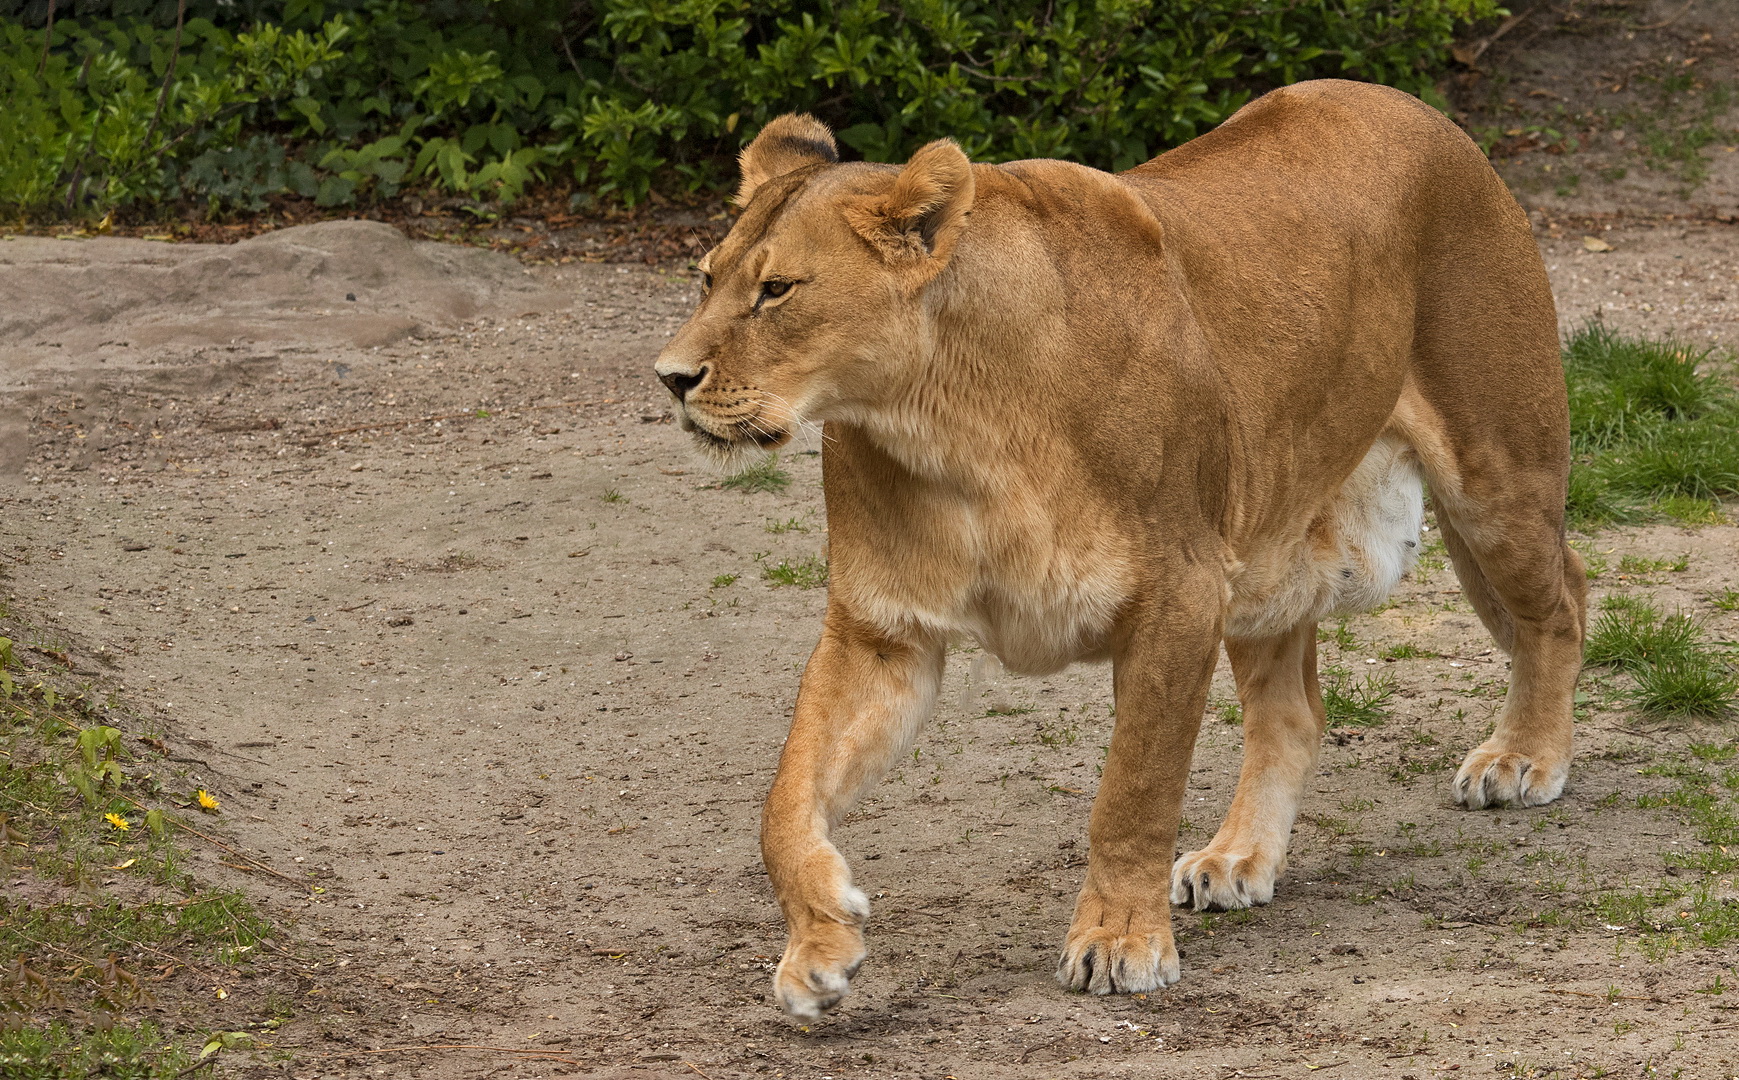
[2,0,1501,217]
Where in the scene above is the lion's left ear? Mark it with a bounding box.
[842,139,974,280]
[737,114,839,207]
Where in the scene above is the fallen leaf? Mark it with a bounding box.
[1582,235,1614,253]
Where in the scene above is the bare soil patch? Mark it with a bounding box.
[3,210,1737,1079]
[1451,0,1739,220]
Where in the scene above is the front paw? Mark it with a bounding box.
[1170,847,1280,911]
[772,888,869,1021]
[1055,900,1179,995]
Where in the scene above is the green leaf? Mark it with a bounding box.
[315,174,357,207]
[289,96,326,135]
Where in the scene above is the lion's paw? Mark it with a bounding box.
[1453,744,1566,809]
[772,887,869,1021]
[1056,923,1179,995]
[1170,848,1279,911]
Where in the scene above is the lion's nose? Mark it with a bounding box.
[659,366,708,401]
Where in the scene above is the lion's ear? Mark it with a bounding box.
[737,114,839,207]
[842,139,974,278]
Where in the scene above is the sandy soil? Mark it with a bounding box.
[3,208,1738,1080]
[1453,0,1739,220]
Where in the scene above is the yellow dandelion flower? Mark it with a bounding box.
[105,813,130,831]
[197,789,220,811]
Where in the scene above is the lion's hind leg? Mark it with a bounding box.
[1396,372,1587,811]
[1435,509,1586,808]
[1172,619,1325,911]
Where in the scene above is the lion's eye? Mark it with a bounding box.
[759,279,793,302]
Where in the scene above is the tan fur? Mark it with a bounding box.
[655,82,1586,1020]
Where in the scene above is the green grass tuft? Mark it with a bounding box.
[1631,655,1739,719]
[1378,642,1429,660]
[0,1021,195,1079]
[720,455,792,494]
[1321,666,1397,726]
[0,633,280,1064]
[1584,596,1705,672]
[1583,595,1737,717]
[761,555,828,589]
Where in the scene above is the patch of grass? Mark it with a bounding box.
[1710,587,1739,612]
[764,516,812,534]
[1656,495,1726,526]
[1617,553,1688,576]
[1410,535,1448,585]
[1318,621,1358,649]
[761,555,828,589]
[1583,595,1737,717]
[1632,656,1739,719]
[1321,666,1398,727]
[599,489,626,504]
[1564,754,1739,956]
[1378,642,1429,661]
[1584,595,1705,672]
[0,1021,196,1078]
[1623,77,1734,187]
[1035,714,1079,747]
[0,634,280,1063]
[1563,324,1739,528]
[709,573,738,588]
[720,455,792,494]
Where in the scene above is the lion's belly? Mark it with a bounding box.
[1224,435,1424,640]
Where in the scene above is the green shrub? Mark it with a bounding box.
[763,554,829,589]
[1,0,1503,217]
[720,455,792,494]
[1632,654,1739,718]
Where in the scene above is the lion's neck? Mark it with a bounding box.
[834,287,1077,492]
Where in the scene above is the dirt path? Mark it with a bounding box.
[3,216,1738,1079]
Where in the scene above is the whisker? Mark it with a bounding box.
[757,391,833,446]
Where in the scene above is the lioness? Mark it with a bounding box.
[654,79,1585,1020]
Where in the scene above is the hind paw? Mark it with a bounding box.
[1453,745,1566,809]
[1170,848,1280,911]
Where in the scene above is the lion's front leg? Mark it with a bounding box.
[1058,591,1219,995]
[1172,620,1324,911]
[762,606,943,1020]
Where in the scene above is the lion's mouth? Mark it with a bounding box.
[684,411,792,450]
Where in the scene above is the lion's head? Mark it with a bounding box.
[654,115,975,465]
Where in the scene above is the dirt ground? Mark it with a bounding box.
[5,7,1739,1075]
[2,208,1737,1079]
[1452,0,1739,219]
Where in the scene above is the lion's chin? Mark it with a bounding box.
[690,425,792,470]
